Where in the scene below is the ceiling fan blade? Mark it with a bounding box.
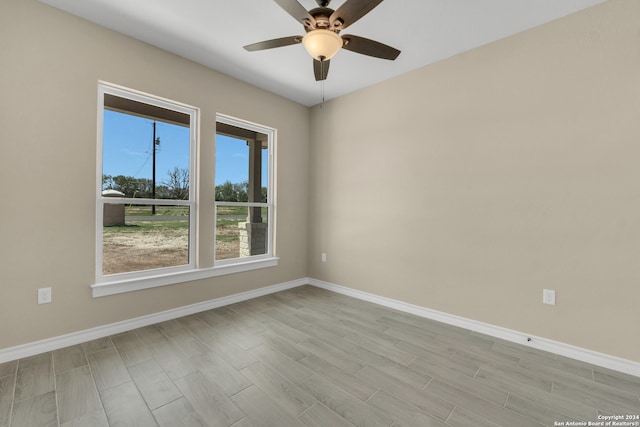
[274,0,315,27]
[243,36,302,52]
[341,35,400,60]
[313,59,330,81]
[330,0,384,30]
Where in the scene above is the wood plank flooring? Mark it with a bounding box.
[1,285,638,426]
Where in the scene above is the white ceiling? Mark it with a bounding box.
[40,0,605,107]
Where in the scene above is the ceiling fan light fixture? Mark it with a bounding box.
[302,29,342,61]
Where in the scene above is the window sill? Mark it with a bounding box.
[91,257,279,297]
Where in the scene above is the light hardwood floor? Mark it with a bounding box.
[1,285,638,426]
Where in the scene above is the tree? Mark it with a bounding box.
[214,180,267,202]
[102,175,152,198]
[215,180,251,202]
[216,180,236,202]
[102,174,115,190]
[233,181,248,202]
[163,167,189,200]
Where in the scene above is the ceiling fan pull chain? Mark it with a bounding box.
[321,62,326,105]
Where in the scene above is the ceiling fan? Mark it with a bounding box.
[244,0,401,81]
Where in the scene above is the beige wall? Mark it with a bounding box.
[0,0,309,349]
[308,0,640,362]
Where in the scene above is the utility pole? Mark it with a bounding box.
[152,121,160,215]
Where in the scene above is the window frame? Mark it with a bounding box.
[95,82,198,283]
[214,113,276,265]
[92,83,278,298]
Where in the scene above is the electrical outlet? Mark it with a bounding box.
[321,253,327,263]
[543,289,556,305]
[38,287,52,304]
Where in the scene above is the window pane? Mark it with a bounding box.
[102,102,190,200]
[216,205,269,260]
[103,204,190,274]
[215,129,269,203]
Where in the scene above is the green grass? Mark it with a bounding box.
[216,206,247,216]
[125,206,189,216]
[104,220,188,233]
[215,232,239,243]
[123,205,266,217]
[216,206,268,217]
[104,216,256,246]
[104,218,245,233]
[216,219,241,226]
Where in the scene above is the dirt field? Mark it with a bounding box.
[102,221,240,275]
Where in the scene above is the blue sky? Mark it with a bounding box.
[102,110,268,186]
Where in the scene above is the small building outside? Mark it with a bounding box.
[102,189,125,226]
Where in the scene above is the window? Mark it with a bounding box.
[94,83,277,297]
[215,115,274,263]
[97,84,197,280]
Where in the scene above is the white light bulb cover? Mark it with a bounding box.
[302,29,343,61]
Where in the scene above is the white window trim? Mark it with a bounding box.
[91,258,279,297]
[92,84,278,298]
[214,114,276,264]
[96,82,198,286]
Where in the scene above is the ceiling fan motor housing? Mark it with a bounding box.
[307,7,342,31]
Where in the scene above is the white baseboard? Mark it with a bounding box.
[0,278,306,364]
[3,276,639,379]
[307,278,640,378]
